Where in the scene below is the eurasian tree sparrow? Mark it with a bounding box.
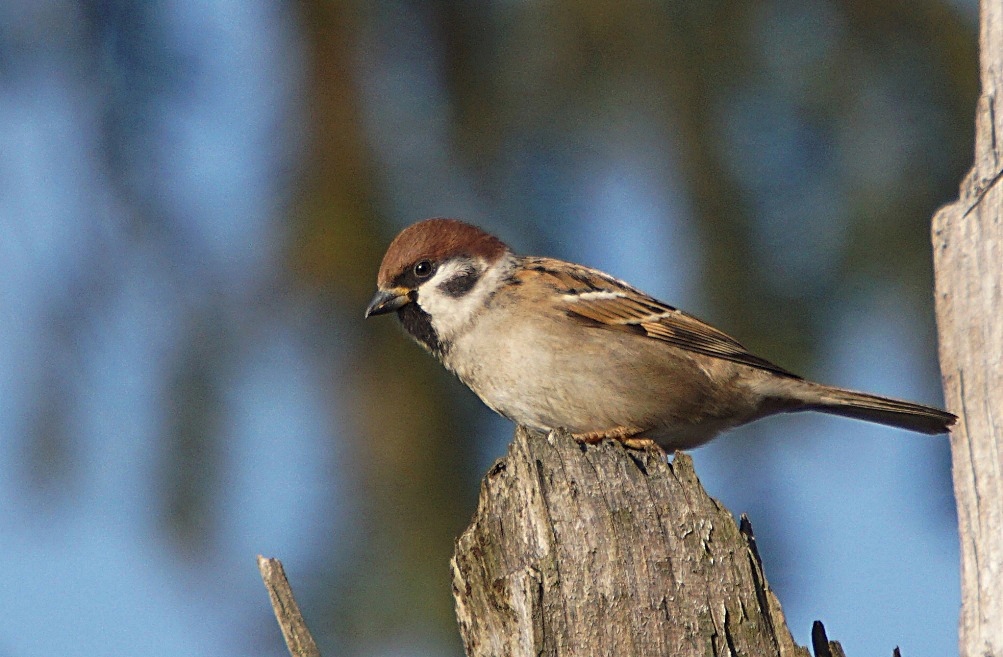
[365,218,955,449]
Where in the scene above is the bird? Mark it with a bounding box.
[364,218,956,450]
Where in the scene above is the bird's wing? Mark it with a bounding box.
[527,258,800,378]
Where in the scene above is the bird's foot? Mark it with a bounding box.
[621,437,661,451]
[572,427,661,451]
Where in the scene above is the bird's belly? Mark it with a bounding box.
[444,322,758,448]
[443,331,605,431]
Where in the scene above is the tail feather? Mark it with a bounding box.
[795,384,956,435]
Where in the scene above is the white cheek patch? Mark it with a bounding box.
[417,256,511,344]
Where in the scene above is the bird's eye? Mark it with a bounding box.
[413,260,433,278]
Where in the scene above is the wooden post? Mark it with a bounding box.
[451,428,843,657]
[932,1,1003,654]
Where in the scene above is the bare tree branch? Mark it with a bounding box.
[258,555,322,657]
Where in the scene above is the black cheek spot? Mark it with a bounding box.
[439,270,480,298]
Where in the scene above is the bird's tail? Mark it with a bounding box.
[789,382,956,434]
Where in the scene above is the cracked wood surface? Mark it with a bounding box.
[451,428,829,657]
[933,1,1003,655]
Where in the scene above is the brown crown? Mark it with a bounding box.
[377,218,510,286]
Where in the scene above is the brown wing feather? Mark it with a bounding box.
[532,259,799,378]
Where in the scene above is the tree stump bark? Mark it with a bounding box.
[932,3,1003,655]
[451,428,835,657]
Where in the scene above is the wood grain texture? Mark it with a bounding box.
[451,428,824,657]
[932,1,1003,655]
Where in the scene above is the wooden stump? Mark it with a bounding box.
[451,428,836,657]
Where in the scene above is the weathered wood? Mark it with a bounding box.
[812,621,848,657]
[451,428,833,657]
[258,555,322,657]
[932,1,1003,655]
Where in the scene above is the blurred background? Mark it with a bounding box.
[0,1,977,655]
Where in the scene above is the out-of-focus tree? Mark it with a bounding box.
[287,2,480,652]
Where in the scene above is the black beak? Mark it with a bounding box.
[365,287,412,318]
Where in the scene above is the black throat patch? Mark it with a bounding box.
[397,303,445,356]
